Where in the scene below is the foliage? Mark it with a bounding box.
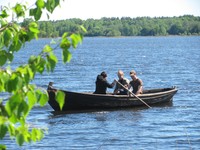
[34,15,200,37]
[0,0,84,149]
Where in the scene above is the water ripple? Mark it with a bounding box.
[2,36,200,150]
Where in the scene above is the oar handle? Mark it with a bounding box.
[114,79,151,108]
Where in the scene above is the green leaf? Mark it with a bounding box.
[16,133,24,146]
[9,33,22,52]
[70,34,82,48]
[0,50,7,66]
[55,90,65,110]
[3,29,12,47]
[7,124,16,136]
[0,144,6,150]
[27,67,34,80]
[36,0,45,9]
[5,94,22,116]
[46,53,57,72]
[7,74,19,92]
[31,128,44,142]
[17,101,29,118]
[80,25,87,33]
[16,66,30,84]
[19,115,26,126]
[39,93,48,106]
[36,57,46,74]
[28,22,40,39]
[13,4,25,17]
[31,128,37,142]
[42,45,52,53]
[62,49,72,63]
[35,90,48,106]
[7,52,14,62]
[0,124,8,140]
[9,40,22,52]
[29,8,42,21]
[27,91,37,109]
[28,55,36,64]
[46,0,60,13]
[0,116,6,125]
[18,28,29,42]
[0,72,9,91]
[60,38,71,49]
[29,22,39,34]
[0,19,7,30]
[8,114,18,124]
[62,32,68,38]
[0,9,9,18]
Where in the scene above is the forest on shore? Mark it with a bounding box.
[22,15,200,37]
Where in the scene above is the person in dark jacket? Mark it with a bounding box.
[94,71,116,94]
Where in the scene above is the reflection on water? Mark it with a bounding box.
[50,101,173,116]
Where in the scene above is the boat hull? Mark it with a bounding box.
[48,87,178,111]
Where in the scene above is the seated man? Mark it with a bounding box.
[94,71,116,94]
[128,70,143,95]
[113,70,129,95]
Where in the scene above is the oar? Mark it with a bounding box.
[114,79,151,108]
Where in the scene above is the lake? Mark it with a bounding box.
[1,36,200,149]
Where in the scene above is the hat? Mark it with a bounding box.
[101,71,107,78]
[130,70,136,76]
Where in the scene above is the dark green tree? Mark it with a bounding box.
[33,16,200,37]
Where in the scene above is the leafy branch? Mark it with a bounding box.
[0,0,85,148]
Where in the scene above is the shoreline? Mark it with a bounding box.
[38,35,200,39]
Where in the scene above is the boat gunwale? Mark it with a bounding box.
[60,87,178,98]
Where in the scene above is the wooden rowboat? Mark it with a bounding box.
[48,87,178,111]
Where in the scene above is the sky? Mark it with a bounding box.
[1,0,200,20]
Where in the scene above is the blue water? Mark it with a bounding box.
[1,36,200,149]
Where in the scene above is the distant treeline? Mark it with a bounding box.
[22,15,200,37]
